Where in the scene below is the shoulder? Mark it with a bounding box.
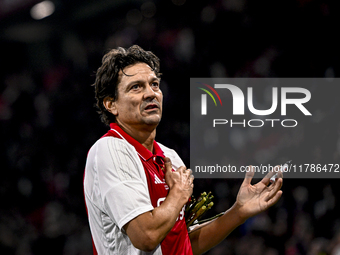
[86,136,142,170]
[157,142,185,170]
[86,136,146,182]
[89,136,137,156]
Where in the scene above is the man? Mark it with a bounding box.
[83,45,283,255]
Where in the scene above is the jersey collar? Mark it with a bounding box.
[109,123,164,161]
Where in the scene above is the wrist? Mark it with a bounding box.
[228,202,248,224]
[168,186,189,206]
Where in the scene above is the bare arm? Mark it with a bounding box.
[189,166,283,255]
[123,157,194,252]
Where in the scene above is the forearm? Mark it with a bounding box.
[125,188,187,251]
[147,189,187,240]
[189,203,246,255]
[125,158,194,252]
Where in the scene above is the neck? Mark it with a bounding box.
[117,123,157,152]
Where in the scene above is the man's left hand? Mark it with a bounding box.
[235,166,283,221]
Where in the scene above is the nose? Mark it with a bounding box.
[143,84,157,100]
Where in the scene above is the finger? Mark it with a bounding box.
[267,190,283,207]
[275,177,283,191]
[186,168,193,179]
[176,166,187,173]
[265,178,283,202]
[187,168,192,175]
[261,165,280,186]
[242,166,255,185]
[164,157,173,174]
[276,170,283,179]
[189,173,194,183]
[269,170,284,185]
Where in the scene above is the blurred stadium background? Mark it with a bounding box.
[1,0,340,254]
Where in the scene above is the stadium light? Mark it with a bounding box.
[30,1,55,20]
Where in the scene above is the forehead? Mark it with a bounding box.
[118,62,157,86]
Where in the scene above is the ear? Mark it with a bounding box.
[103,97,118,116]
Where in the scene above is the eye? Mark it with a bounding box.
[151,81,160,89]
[130,84,140,90]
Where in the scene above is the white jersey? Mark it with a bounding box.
[83,125,188,255]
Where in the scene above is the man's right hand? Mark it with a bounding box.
[124,157,194,252]
[164,157,194,204]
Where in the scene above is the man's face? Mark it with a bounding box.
[111,62,162,131]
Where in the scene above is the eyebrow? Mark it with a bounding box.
[126,77,161,87]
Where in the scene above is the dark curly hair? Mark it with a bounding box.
[93,45,161,126]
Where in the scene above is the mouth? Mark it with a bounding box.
[144,103,159,111]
